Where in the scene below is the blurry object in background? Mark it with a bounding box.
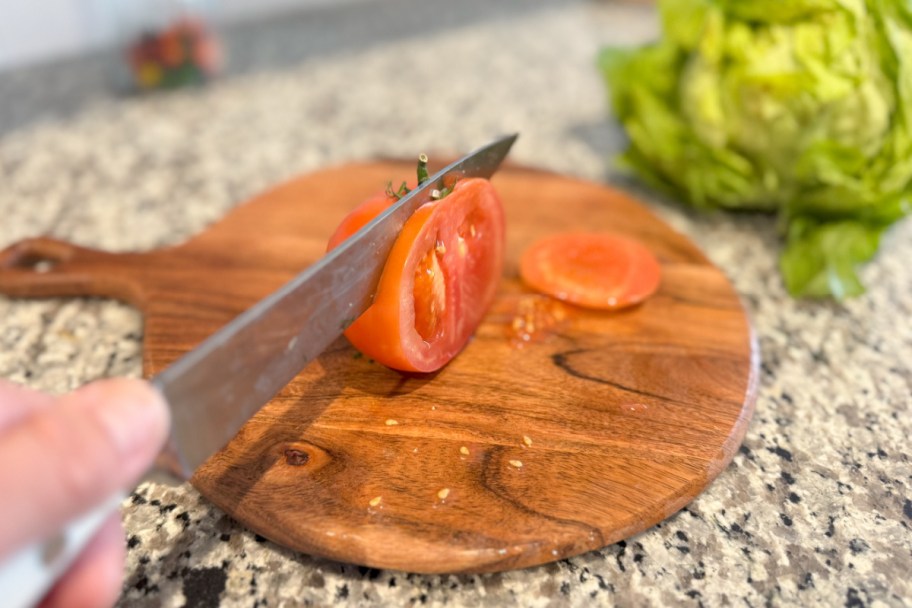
[599,0,912,300]
[126,16,221,90]
[120,0,222,91]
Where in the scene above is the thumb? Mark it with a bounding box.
[0,378,170,559]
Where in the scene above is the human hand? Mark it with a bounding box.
[0,378,170,608]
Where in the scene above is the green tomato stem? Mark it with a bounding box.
[417,153,429,185]
[385,180,410,200]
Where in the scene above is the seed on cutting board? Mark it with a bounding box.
[459,446,470,456]
[522,435,533,447]
[385,419,398,426]
[437,488,450,500]
[369,496,382,507]
[509,460,523,468]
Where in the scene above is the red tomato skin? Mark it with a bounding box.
[328,178,505,372]
[326,188,406,250]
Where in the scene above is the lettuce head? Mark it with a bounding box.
[599,0,912,299]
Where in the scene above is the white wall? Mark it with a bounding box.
[0,0,364,71]
[0,0,98,70]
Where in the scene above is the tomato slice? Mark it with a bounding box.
[327,178,505,372]
[519,233,661,310]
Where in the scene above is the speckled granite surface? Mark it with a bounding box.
[1,0,910,606]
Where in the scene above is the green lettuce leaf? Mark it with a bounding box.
[780,217,883,298]
[599,0,912,299]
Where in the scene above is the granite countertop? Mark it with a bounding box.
[1,0,910,605]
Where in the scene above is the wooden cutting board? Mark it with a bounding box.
[0,161,758,573]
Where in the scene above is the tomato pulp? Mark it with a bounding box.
[327,178,505,372]
[519,232,661,310]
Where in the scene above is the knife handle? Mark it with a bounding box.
[0,491,125,608]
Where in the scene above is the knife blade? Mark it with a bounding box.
[153,132,517,479]
[1,134,516,608]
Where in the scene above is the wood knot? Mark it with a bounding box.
[284,448,310,466]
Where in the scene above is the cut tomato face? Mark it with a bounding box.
[327,178,505,372]
[519,232,661,310]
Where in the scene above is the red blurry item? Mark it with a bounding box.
[126,17,222,90]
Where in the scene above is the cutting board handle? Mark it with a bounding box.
[0,237,146,304]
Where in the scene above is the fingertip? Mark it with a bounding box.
[73,378,172,457]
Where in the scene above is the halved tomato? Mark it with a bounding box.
[327,177,505,372]
[519,232,661,310]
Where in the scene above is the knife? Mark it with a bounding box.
[1,133,517,608]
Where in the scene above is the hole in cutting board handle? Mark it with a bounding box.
[1,239,74,273]
[11,251,58,273]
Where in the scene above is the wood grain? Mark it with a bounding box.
[0,162,758,573]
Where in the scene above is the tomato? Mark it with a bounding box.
[519,232,661,310]
[327,178,505,372]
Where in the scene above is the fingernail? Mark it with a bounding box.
[80,379,171,459]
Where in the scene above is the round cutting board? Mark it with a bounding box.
[0,161,758,573]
